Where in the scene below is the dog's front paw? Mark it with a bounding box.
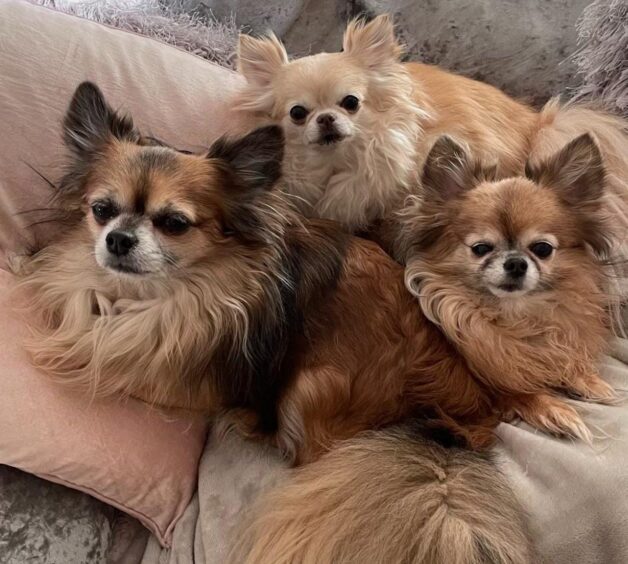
[508,393,592,443]
[567,373,618,405]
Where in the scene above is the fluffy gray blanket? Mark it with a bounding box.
[30,0,239,68]
[27,0,596,106]
[573,0,628,117]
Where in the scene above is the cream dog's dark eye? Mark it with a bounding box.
[471,243,494,257]
[91,201,118,224]
[530,241,553,259]
[154,214,191,235]
[340,95,360,113]
[290,105,309,124]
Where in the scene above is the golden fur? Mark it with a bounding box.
[271,236,498,463]
[237,16,427,229]
[18,83,615,452]
[236,15,628,309]
[13,83,292,414]
[529,99,628,316]
[228,132,615,564]
[232,426,534,564]
[16,83,544,563]
[235,15,537,231]
[397,134,615,440]
[15,83,505,462]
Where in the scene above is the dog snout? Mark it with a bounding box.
[106,230,137,256]
[316,113,336,127]
[503,257,528,278]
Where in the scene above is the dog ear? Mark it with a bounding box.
[342,15,402,68]
[525,133,605,212]
[64,82,138,157]
[238,33,288,86]
[526,134,610,256]
[209,125,284,193]
[208,126,285,241]
[421,136,477,201]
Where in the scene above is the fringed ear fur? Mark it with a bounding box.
[57,82,139,211]
[525,133,605,213]
[237,33,288,86]
[208,125,285,242]
[64,81,139,157]
[342,14,403,68]
[421,136,496,202]
[525,133,610,256]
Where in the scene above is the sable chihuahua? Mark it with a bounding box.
[398,134,617,440]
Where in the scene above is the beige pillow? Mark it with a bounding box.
[0,0,253,546]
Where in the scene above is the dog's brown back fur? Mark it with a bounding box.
[407,62,538,177]
[277,234,496,463]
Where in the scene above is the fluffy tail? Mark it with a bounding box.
[531,100,628,327]
[230,426,534,564]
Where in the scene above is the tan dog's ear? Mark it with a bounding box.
[238,33,288,86]
[342,14,402,68]
[525,133,605,211]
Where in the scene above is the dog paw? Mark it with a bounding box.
[568,374,618,405]
[510,394,592,443]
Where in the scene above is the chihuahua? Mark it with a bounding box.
[236,15,628,311]
[398,134,616,439]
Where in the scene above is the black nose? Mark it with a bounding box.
[317,113,336,127]
[106,230,137,256]
[503,257,528,278]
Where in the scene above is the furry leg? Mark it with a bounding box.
[507,393,592,443]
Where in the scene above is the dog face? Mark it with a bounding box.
[236,15,403,150]
[274,58,368,147]
[447,180,569,298]
[61,82,285,278]
[405,134,609,300]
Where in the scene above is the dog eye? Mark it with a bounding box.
[289,105,309,124]
[91,201,118,224]
[340,95,360,113]
[154,214,191,235]
[471,243,494,257]
[529,241,553,259]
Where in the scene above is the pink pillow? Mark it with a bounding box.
[0,271,207,545]
[0,1,253,546]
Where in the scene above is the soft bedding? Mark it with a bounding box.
[141,341,628,564]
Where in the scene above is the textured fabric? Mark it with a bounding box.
[142,340,628,564]
[0,269,207,546]
[0,465,113,564]
[572,0,628,117]
[190,0,589,106]
[0,0,253,549]
[28,0,239,69]
[140,431,287,564]
[497,339,628,564]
